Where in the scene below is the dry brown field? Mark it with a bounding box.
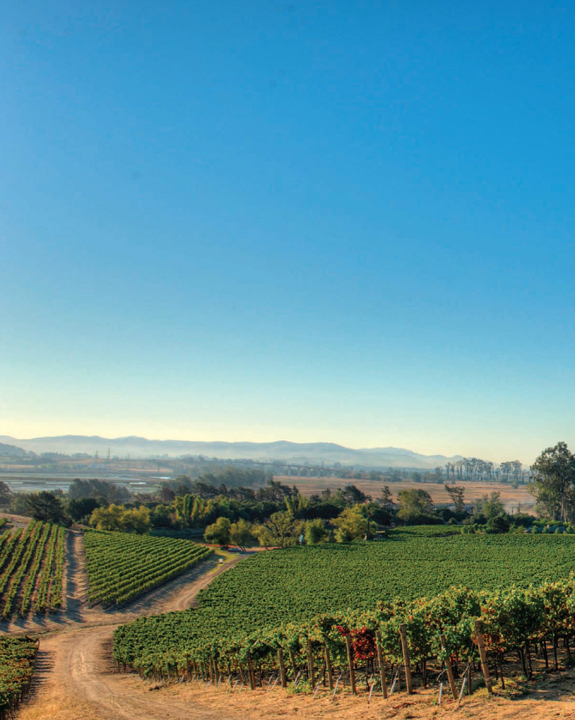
[276,476,535,513]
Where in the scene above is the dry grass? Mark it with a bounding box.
[279,477,535,513]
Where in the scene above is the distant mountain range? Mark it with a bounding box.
[0,435,463,470]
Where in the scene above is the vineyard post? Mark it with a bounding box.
[247,657,256,690]
[307,640,316,687]
[474,620,493,694]
[324,644,334,691]
[375,631,388,699]
[399,624,413,694]
[345,635,357,694]
[440,634,457,700]
[278,649,287,688]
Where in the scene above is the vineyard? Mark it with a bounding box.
[0,520,66,619]
[113,531,575,698]
[0,636,39,719]
[84,530,213,605]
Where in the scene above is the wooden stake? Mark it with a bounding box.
[345,635,357,695]
[308,640,315,688]
[247,657,256,690]
[278,648,287,688]
[399,624,413,694]
[375,631,388,699]
[474,620,493,694]
[440,634,457,700]
[324,644,334,691]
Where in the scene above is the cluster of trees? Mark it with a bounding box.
[203,503,381,548]
[444,457,528,485]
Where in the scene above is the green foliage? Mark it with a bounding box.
[89,504,151,534]
[68,478,131,503]
[531,441,575,521]
[114,530,575,679]
[444,484,465,513]
[229,518,255,548]
[473,491,505,520]
[26,491,71,526]
[397,488,435,524]
[488,515,510,534]
[304,518,329,544]
[0,481,11,506]
[9,493,30,516]
[0,636,38,713]
[66,496,102,523]
[253,511,300,547]
[83,530,212,604]
[204,517,231,546]
[333,506,377,541]
[0,521,65,617]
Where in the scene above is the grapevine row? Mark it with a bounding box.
[48,525,66,610]
[114,576,575,701]
[2,522,47,619]
[0,524,34,597]
[0,636,39,720]
[34,524,59,613]
[19,523,52,616]
[0,521,67,619]
[83,530,212,605]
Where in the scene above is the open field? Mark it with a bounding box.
[280,476,536,513]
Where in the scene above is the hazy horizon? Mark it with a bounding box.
[1,430,540,465]
[3,3,575,466]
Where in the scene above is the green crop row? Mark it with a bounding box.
[0,635,38,717]
[0,521,67,619]
[83,530,212,605]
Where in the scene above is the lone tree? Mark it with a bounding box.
[444,485,466,514]
[397,489,434,523]
[531,441,575,522]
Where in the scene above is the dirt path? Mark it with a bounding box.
[16,549,246,720]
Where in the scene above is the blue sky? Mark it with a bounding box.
[2,1,575,462]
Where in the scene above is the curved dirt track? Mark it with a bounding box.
[14,535,247,720]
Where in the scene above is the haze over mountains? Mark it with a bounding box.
[0,435,462,470]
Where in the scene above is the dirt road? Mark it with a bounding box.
[16,544,246,720]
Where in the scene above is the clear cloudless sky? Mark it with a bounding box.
[2,1,575,463]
